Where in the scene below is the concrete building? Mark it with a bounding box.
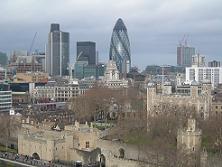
[208,60,221,67]
[34,81,79,102]
[102,60,128,89]
[46,23,69,76]
[185,67,222,89]
[192,54,205,67]
[147,82,212,119]
[9,55,43,73]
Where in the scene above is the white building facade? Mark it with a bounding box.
[186,67,222,88]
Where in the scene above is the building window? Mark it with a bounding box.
[86,141,90,148]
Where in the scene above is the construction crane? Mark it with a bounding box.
[29,32,37,55]
[179,34,189,46]
[28,32,37,72]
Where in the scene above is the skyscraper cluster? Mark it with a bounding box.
[46,18,132,79]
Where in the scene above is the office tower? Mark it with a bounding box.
[0,52,8,67]
[208,60,221,67]
[46,23,69,76]
[109,18,131,75]
[192,53,205,67]
[177,44,195,67]
[76,41,96,65]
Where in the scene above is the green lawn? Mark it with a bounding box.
[0,145,17,153]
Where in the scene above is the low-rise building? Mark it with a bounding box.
[186,67,222,89]
[0,83,12,113]
[18,121,100,164]
[14,72,48,83]
[34,81,79,102]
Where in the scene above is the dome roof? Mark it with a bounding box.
[113,18,127,31]
[191,80,199,86]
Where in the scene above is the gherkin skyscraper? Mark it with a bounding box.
[109,18,131,75]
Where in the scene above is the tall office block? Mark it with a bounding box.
[0,52,8,67]
[177,44,195,67]
[109,18,131,75]
[46,24,69,76]
[76,41,96,65]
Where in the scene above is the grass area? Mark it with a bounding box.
[0,161,17,167]
[93,122,114,130]
[0,145,17,153]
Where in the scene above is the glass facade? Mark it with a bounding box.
[177,46,195,67]
[77,42,96,65]
[83,65,97,79]
[0,52,8,67]
[74,61,88,79]
[0,84,12,113]
[109,18,131,75]
[47,24,69,76]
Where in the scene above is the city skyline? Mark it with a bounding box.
[0,0,222,70]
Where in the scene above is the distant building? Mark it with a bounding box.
[102,60,128,89]
[97,63,106,78]
[34,81,79,102]
[186,67,222,89]
[109,18,131,76]
[9,54,43,73]
[31,52,46,72]
[192,54,205,67]
[177,44,196,67]
[0,51,8,67]
[208,60,221,67]
[0,67,13,81]
[46,23,69,76]
[77,41,96,65]
[14,72,48,83]
[83,65,97,79]
[74,60,88,79]
[147,82,212,119]
[0,83,12,113]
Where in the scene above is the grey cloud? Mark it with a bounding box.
[0,0,221,70]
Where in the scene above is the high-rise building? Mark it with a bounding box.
[76,41,96,65]
[109,18,131,76]
[208,60,221,67]
[46,24,69,76]
[177,44,195,67]
[0,52,8,67]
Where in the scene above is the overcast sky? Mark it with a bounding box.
[0,0,221,70]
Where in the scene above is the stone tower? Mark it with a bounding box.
[177,118,202,166]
